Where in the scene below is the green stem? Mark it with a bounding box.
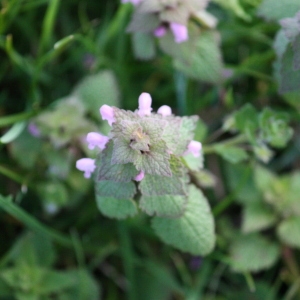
[243,272,256,292]
[118,222,137,300]
[203,134,247,154]
[212,164,251,216]
[174,71,187,116]
[0,111,37,127]
[0,165,25,184]
[0,195,73,247]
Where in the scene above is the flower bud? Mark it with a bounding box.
[134,170,145,181]
[76,158,96,178]
[138,93,152,116]
[157,105,172,117]
[100,105,115,126]
[154,26,167,37]
[185,140,202,157]
[121,0,142,5]
[170,23,188,43]
[28,122,41,137]
[86,132,109,150]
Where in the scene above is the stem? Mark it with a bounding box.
[118,222,137,300]
[0,111,37,127]
[203,134,247,154]
[174,71,187,116]
[212,164,251,216]
[0,165,25,184]
[243,272,256,292]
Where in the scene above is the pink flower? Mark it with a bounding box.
[134,170,145,181]
[121,0,142,5]
[170,23,188,43]
[86,132,109,150]
[137,93,152,117]
[153,26,167,38]
[157,105,172,117]
[100,105,115,126]
[185,141,202,157]
[76,158,96,178]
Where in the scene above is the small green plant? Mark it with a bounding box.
[76,93,216,255]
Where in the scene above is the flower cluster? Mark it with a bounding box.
[76,93,201,180]
[124,0,216,44]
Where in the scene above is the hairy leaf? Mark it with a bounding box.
[74,70,119,119]
[257,0,300,21]
[159,27,223,83]
[242,201,277,233]
[132,32,156,60]
[151,185,215,255]
[97,141,138,182]
[96,196,138,219]
[214,145,249,164]
[134,139,171,176]
[140,195,187,217]
[139,155,187,196]
[95,180,136,200]
[277,216,300,249]
[230,234,280,273]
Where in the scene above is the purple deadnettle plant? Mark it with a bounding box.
[76,93,215,256]
[125,0,216,44]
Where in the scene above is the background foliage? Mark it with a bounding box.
[0,0,300,299]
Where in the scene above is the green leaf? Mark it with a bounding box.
[151,185,215,255]
[214,145,249,164]
[280,13,300,42]
[5,232,56,268]
[126,10,160,33]
[183,153,203,171]
[132,32,156,60]
[96,196,138,219]
[36,269,76,294]
[191,169,217,188]
[230,234,280,273]
[50,269,101,300]
[161,115,198,155]
[10,129,43,169]
[257,0,300,21]
[259,108,293,147]
[136,260,184,299]
[159,27,223,83]
[111,137,139,165]
[36,181,69,210]
[0,278,11,297]
[277,216,300,249]
[225,163,260,205]
[96,141,139,182]
[140,195,187,218]
[73,70,120,119]
[234,104,258,142]
[137,0,161,14]
[159,4,189,24]
[133,139,172,177]
[95,180,136,199]
[242,201,277,233]
[279,37,300,94]
[253,143,274,163]
[35,96,96,147]
[0,121,26,144]
[139,155,187,196]
[254,165,276,192]
[175,116,198,154]
[213,0,252,21]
